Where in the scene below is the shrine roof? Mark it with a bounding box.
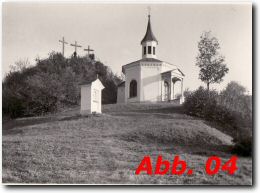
[79,78,97,85]
[117,81,125,87]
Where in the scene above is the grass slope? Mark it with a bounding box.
[2,103,252,184]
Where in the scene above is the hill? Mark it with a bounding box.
[2,103,252,184]
[3,52,121,119]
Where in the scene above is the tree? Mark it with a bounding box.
[219,81,251,121]
[10,58,30,73]
[196,31,229,90]
[221,81,246,97]
[219,81,247,110]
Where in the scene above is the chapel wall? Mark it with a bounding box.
[80,85,91,115]
[140,62,161,102]
[117,86,125,103]
[91,80,103,113]
[125,64,141,103]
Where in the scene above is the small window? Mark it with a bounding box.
[153,47,155,55]
[148,46,151,54]
[129,80,137,98]
[143,46,146,55]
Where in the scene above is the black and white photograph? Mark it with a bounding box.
[2,2,252,185]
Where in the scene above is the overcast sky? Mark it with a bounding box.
[2,3,252,93]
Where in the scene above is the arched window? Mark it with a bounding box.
[129,80,137,98]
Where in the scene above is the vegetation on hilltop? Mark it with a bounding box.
[3,52,122,118]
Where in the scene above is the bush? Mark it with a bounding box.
[232,125,252,156]
[3,94,25,119]
[183,86,251,129]
[183,86,218,118]
[232,137,253,156]
[219,81,252,128]
[183,86,252,156]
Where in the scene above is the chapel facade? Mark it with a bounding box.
[117,14,185,104]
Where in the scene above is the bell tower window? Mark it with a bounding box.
[141,13,158,58]
[148,46,151,54]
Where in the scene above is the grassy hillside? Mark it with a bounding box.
[2,103,252,184]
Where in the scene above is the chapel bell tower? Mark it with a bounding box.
[141,13,158,59]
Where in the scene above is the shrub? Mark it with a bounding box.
[183,86,252,156]
[219,81,252,127]
[232,135,252,156]
[183,86,218,118]
[183,88,192,98]
[183,86,251,129]
[3,94,25,119]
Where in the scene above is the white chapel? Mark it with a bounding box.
[117,14,185,104]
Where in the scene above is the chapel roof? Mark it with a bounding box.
[161,69,185,76]
[122,58,182,74]
[79,78,97,85]
[124,58,162,67]
[117,81,125,87]
[141,15,158,44]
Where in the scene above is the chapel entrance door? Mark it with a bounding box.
[164,81,170,101]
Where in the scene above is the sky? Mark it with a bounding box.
[2,3,252,93]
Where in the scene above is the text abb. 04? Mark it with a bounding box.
[135,155,238,175]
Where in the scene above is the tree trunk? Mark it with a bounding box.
[207,82,210,91]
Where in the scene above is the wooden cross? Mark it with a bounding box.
[70,41,82,54]
[59,37,68,56]
[84,45,94,55]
